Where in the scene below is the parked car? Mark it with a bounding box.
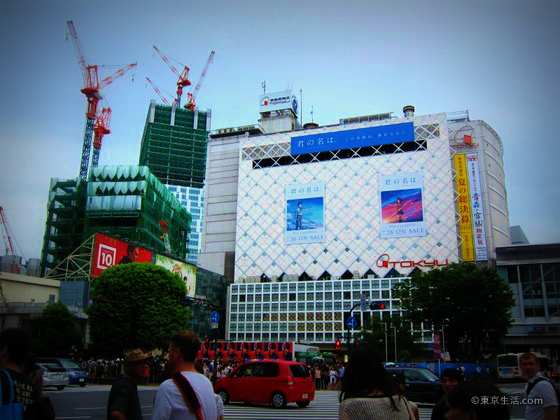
[214,360,315,408]
[37,362,69,390]
[386,367,443,403]
[36,357,89,387]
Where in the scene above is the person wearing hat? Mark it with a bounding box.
[431,368,465,420]
[107,349,150,420]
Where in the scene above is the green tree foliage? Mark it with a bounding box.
[87,263,189,356]
[359,313,420,362]
[33,302,83,356]
[393,263,515,361]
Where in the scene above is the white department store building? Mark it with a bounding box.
[198,97,510,345]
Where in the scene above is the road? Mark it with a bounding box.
[47,385,438,419]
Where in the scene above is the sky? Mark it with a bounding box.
[1,0,559,261]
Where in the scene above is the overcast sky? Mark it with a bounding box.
[1,0,559,260]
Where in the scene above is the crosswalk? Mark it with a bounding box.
[222,390,434,420]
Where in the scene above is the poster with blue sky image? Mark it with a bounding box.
[285,182,325,244]
[379,172,427,238]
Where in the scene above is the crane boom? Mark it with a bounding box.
[185,50,215,110]
[0,206,16,255]
[152,45,191,106]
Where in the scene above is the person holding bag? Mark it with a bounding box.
[152,331,217,420]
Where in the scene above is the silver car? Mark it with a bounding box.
[37,363,69,390]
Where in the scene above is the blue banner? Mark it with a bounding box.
[290,122,414,155]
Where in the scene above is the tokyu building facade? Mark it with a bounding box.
[199,101,510,345]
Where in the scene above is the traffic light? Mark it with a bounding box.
[335,339,341,351]
[370,302,386,310]
[355,340,360,347]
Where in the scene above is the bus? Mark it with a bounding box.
[497,352,551,380]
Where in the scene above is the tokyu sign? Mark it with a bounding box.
[376,253,450,269]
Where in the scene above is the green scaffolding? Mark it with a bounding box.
[139,104,209,188]
[40,166,191,278]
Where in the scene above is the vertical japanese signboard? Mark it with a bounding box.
[453,154,475,261]
[379,172,426,238]
[466,153,488,261]
[285,182,325,244]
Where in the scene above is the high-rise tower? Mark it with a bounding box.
[139,101,211,264]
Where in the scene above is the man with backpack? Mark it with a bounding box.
[520,352,559,420]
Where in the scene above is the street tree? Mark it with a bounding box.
[87,262,190,356]
[359,313,421,362]
[393,263,515,361]
[33,301,83,356]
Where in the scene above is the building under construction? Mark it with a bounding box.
[40,165,191,276]
[139,101,211,264]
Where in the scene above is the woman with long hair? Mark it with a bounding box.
[339,346,415,420]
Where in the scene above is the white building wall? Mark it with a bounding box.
[235,113,460,281]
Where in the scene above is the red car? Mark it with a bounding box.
[214,360,315,408]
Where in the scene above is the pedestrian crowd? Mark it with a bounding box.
[2,327,558,420]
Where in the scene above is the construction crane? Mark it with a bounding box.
[185,50,215,111]
[145,77,177,107]
[152,45,191,108]
[67,21,137,180]
[91,107,111,168]
[0,206,22,273]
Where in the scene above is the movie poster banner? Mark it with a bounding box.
[155,254,197,297]
[466,153,488,261]
[91,233,153,277]
[285,182,325,244]
[379,172,427,238]
[453,154,475,262]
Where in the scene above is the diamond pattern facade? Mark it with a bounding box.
[235,113,460,281]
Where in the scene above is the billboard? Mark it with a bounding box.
[379,172,427,238]
[259,89,297,114]
[285,182,325,244]
[466,153,488,260]
[291,122,414,155]
[91,233,153,277]
[155,254,197,297]
[453,154,475,261]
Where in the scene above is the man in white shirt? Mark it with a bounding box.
[520,352,558,420]
[152,331,218,420]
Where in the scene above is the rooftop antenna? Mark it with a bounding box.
[262,80,266,94]
[299,88,303,123]
[311,105,314,123]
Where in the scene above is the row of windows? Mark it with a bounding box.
[231,290,393,303]
[231,278,404,294]
[230,300,399,313]
[227,331,436,344]
[230,322,345,332]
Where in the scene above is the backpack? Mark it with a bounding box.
[526,376,560,419]
[0,370,24,420]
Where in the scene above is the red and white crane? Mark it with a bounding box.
[67,20,137,180]
[152,45,191,108]
[91,107,111,168]
[145,77,178,107]
[0,206,23,273]
[185,50,215,111]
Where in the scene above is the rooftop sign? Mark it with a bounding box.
[290,122,414,155]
